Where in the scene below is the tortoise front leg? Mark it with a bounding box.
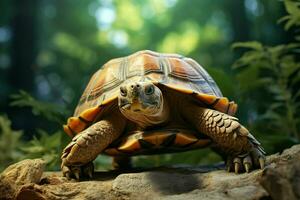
[182,106,265,173]
[61,112,126,180]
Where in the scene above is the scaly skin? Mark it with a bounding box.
[183,106,265,173]
[61,111,126,179]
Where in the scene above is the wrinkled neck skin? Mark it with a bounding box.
[120,94,170,129]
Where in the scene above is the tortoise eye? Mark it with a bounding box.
[145,85,154,95]
[120,87,127,96]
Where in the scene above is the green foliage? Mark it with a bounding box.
[233,42,300,139]
[10,90,66,123]
[232,0,300,146]
[0,115,23,171]
[278,0,300,31]
[7,91,67,170]
[19,130,62,170]
[0,112,64,171]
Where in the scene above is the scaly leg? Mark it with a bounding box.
[61,112,126,180]
[183,106,265,173]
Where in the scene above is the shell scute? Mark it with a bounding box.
[67,117,86,134]
[173,133,198,147]
[80,106,101,122]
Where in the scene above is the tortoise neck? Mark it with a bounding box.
[141,96,170,128]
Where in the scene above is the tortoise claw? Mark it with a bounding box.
[243,155,252,173]
[74,171,80,180]
[61,159,83,180]
[62,165,73,180]
[88,171,93,179]
[259,157,265,169]
[244,163,250,173]
[82,162,94,179]
[65,171,72,180]
[233,158,241,174]
[226,157,233,172]
[66,174,72,180]
[227,165,231,172]
[71,166,81,180]
[234,163,240,174]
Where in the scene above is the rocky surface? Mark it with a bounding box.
[0,144,299,200]
[260,145,300,200]
[0,159,45,200]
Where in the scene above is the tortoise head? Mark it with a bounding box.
[118,81,169,127]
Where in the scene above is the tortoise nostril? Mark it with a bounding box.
[131,84,140,89]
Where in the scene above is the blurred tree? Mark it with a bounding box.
[5,0,40,136]
[225,0,250,42]
[9,0,38,93]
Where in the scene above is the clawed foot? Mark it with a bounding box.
[226,147,265,173]
[61,161,94,180]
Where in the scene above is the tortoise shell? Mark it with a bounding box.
[63,50,237,155]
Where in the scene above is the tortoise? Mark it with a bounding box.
[61,50,265,179]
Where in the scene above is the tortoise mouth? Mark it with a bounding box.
[120,102,157,113]
[120,103,131,110]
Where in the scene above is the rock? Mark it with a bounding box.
[0,159,45,200]
[112,170,268,200]
[0,145,299,200]
[0,178,16,200]
[260,145,300,200]
[1,159,45,186]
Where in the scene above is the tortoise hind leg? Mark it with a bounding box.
[112,156,132,170]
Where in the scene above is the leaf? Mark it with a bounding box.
[0,115,24,170]
[286,43,300,50]
[291,70,300,85]
[281,0,300,30]
[20,130,62,170]
[268,85,281,95]
[232,41,263,51]
[269,102,285,110]
[20,145,45,154]
[261,110,282,121]
[277,15,291,24]
[233,50,265,68]
[10,90,67,123]
[236,64,261,91]
[280,56,300,77]
[267,44,299,61]
[293,90,300,100]
[284,0,300,17]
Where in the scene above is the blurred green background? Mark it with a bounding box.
[0,0,299,171]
